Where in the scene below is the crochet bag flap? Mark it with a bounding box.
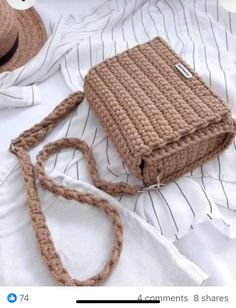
[84,37,236,186]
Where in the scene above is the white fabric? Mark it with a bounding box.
[0,150,207,286]
[175,218,236,286]
[0,0,236,285]
[0,1,114,108]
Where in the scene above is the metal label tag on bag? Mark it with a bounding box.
[175,63,193,79]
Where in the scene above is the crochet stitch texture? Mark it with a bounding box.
[85,37,236,185]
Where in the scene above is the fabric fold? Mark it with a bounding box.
[0,150,208,286]
[0,1,115,108]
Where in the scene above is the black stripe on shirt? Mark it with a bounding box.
[163,0,184,56]
[178,0,195,69]
[15,16,63,85]
[79,0,111,24]
[154,0,171,44]
[158,189,179,233]
[112,4,126,41]
[217,156,230,208]
[174,181,195,221]
[0,92,22,99]
[147,0,159,36]
[131,0,139,44]
[148,191,164,235]
[77,43,84,81]
[140,3,151,40]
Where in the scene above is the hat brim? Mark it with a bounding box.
[0,7,47,73]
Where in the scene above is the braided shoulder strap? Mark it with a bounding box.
[9,91,142,286]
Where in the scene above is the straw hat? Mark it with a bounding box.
[0,0,47,73]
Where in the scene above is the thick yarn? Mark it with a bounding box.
[84,37,236,185]
[10,92,130,286]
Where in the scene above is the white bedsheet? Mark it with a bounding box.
[1,0,236,286]
[0,150,207,286]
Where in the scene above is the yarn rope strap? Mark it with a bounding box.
[9,91,141,286]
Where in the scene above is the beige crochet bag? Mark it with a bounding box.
[84,37,236,185]
[10,37,236,286]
